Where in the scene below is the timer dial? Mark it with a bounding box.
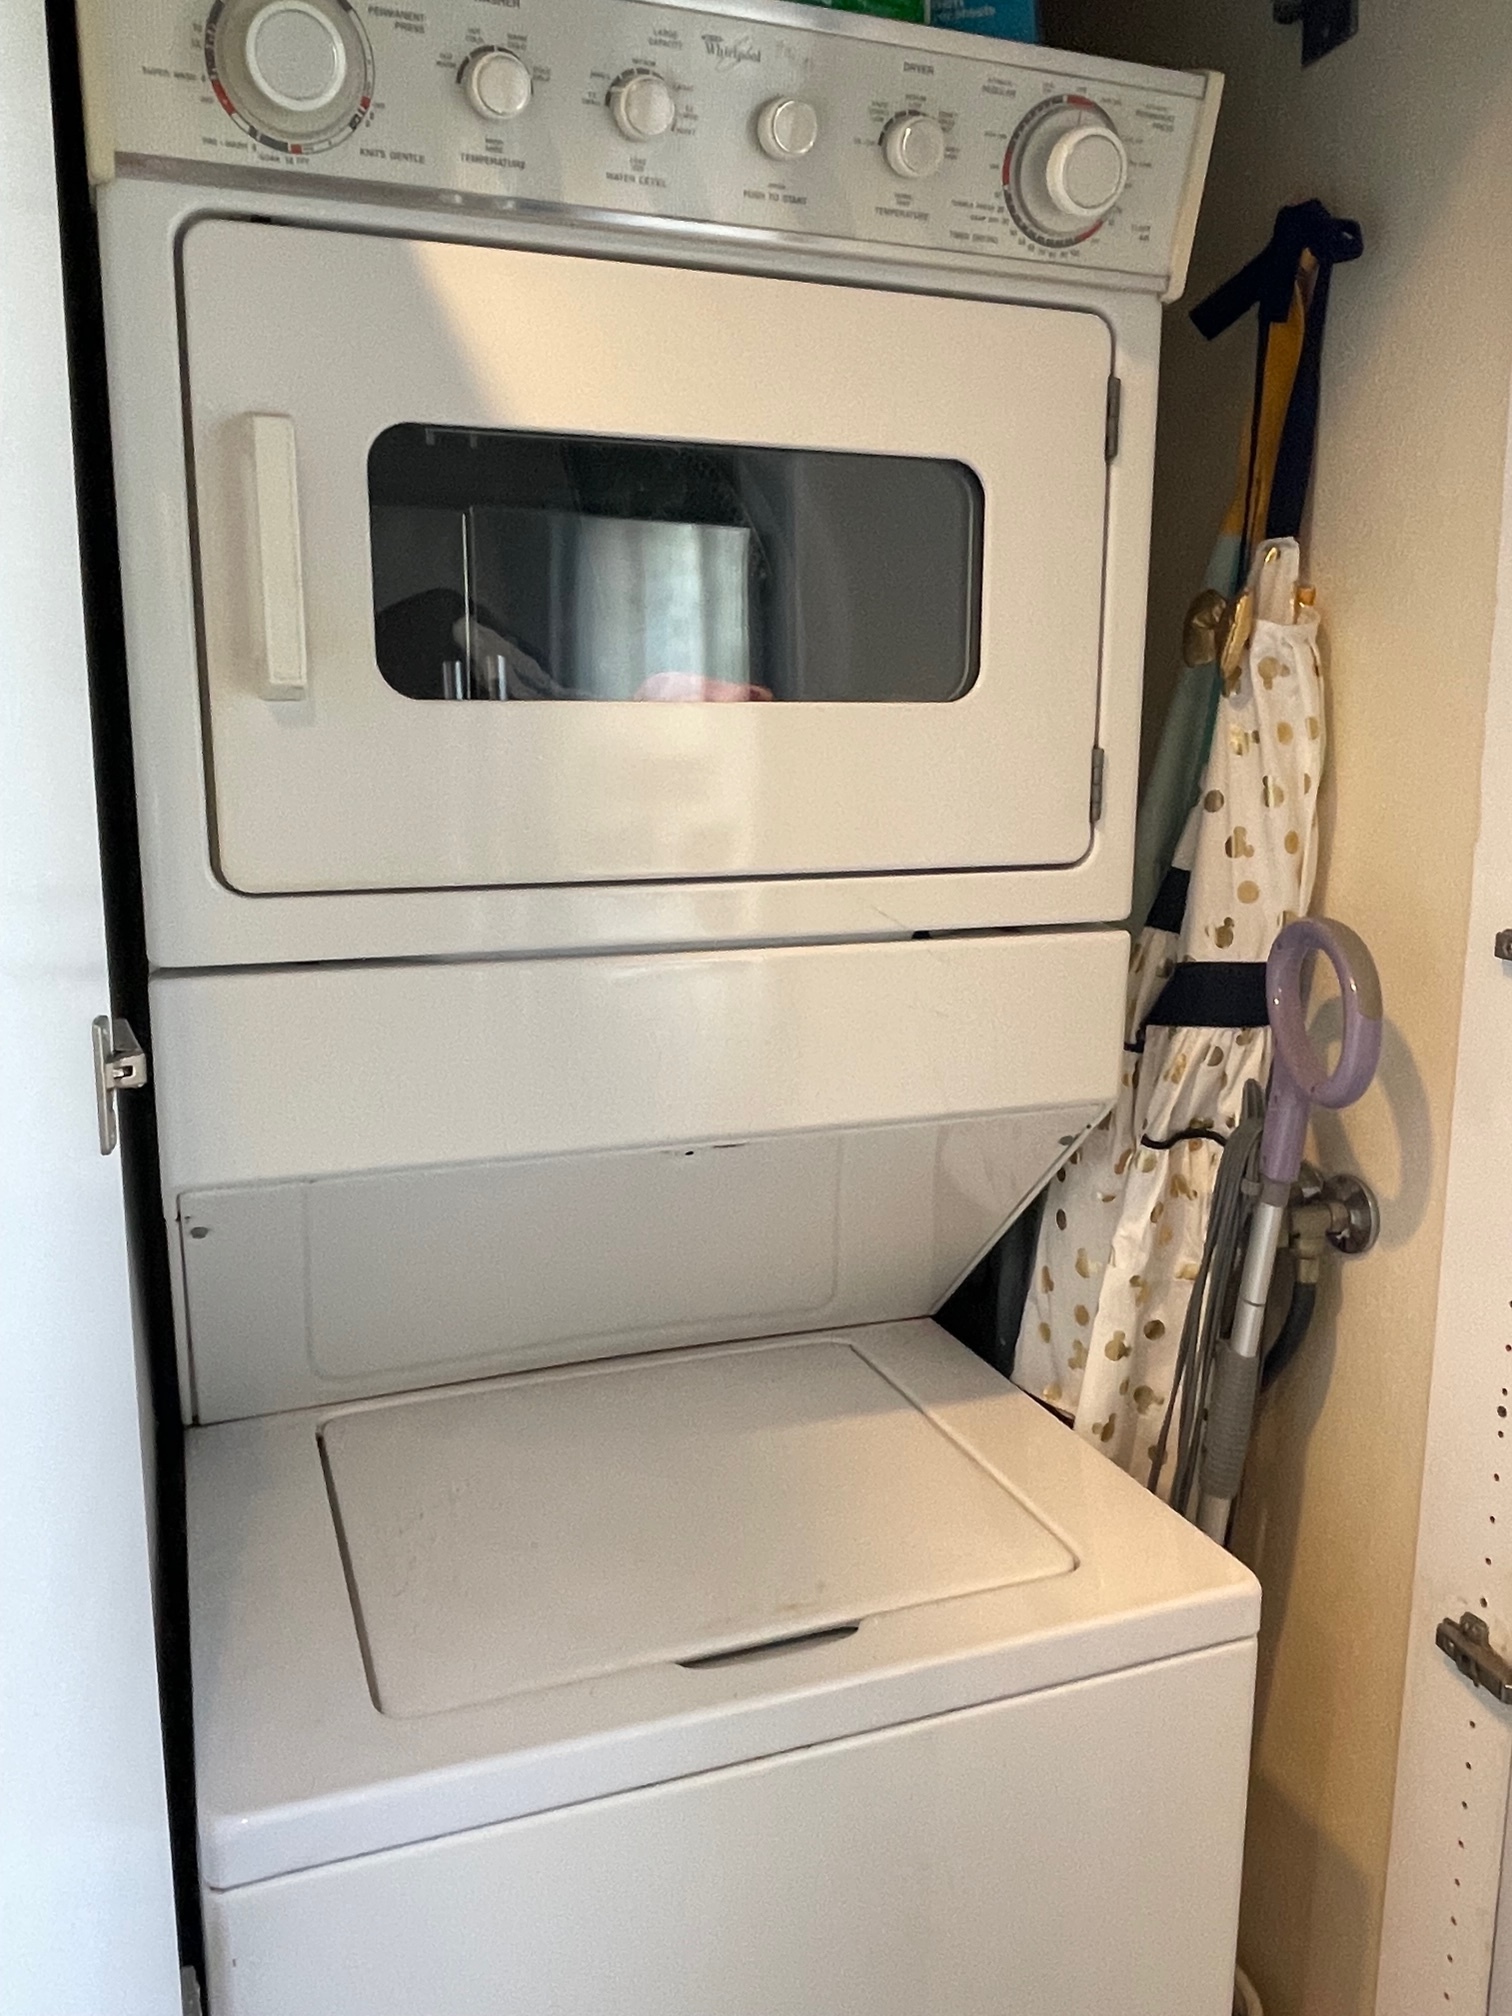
[1004,95,1128,247]
[244,1,345,112]
[1046,123,1127,218]
[204,0,372,152]
[461,47,532,122]
[609,70,677,142]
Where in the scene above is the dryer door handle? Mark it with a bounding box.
[241,413,309,701]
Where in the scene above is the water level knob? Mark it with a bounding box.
[461,47,532,122]
[609,70,677,142]
[881,111,945,180]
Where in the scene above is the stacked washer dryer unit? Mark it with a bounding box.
[81,2,1252,2010]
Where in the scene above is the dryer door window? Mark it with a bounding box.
[182,220,1111,895]
[369,427,982,706]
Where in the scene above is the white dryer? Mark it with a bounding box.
[76,0,1254,2009]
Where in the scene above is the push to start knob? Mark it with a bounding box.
[881,110,945,179]
[461,47,532,122]
[243,0,347,113]
[609,70,677,141]
[756,96,818,160]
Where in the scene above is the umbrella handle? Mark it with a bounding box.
[1261,917,1383,1187]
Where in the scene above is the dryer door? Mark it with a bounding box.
[182,220,1111,894]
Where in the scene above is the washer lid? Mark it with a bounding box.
[322,1337,1075,1718]
[190,1320,1261,1888]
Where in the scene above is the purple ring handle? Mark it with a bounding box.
[1261,917,1384,1186]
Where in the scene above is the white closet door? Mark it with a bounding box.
[0,7,179,2011]
[1378,368,1512,2015]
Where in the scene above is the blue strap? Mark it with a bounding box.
[1190,199,1364,562]
[1144,959,1269,1031]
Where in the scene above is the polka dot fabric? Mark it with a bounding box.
[1013,541,1324,1488]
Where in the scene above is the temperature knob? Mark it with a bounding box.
[461,48,532,122]
[609,70,677,142]
[881,111,945,180]
[756,96,818,160]
[1006,97,1128,245]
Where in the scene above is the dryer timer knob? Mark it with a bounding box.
[1018,108,1128,229]
[1045,121,1128,219]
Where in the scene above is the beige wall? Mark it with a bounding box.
[1039,4,1512,2010]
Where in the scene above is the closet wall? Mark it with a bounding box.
[1039,3,1512,2010]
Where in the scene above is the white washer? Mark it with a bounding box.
[190,1323,1257,2015]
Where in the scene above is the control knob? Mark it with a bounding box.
[881,111,945,180]
[609,70,677,142]
[204,0,372,150]
[1008,99,1128,241]
[756,96,818,161]
[244,0,346,111]
[460,47,532,122]
[1045,120,1127,219]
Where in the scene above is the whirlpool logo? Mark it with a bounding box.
[701,32,762,66]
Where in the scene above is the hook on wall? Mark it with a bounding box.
[1272,0,1358,65]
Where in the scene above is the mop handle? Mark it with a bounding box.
[1261,917,1384,1189]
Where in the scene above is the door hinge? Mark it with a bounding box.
[1089,745,1107,825]
[1105,376,1122,461]
[91,1015,148,1157]
[1436,1612,1512,1704]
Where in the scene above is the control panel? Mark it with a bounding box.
[84,0,1216,285]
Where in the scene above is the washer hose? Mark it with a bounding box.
[1260,1278,1318,1391]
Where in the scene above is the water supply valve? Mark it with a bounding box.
[1289,1165,1380,1272]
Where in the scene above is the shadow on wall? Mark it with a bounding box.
[1231,1239,1363,2016]
[1229,1006,1430,2006]
[1241,1760,1375,2016]
[1305,1001,1434,1253]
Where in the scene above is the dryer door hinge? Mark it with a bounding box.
[1089,745,1107,825]
[1105,376,1122,461]
[92,1015,148,1156]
